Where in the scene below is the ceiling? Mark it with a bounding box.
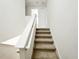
[25,0,47,7]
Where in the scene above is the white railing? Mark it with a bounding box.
[16,15,37,59]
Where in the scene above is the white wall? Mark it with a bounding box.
[25,6,31,16]
[1,16,32,45]
[38,7,49,28]
[25,7,49,28]
[47,0,78,59]
[25,16,32,24]
[0,0,26,42]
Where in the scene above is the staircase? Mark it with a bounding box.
[32,28,59,59]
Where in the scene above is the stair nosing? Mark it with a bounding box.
[35,41,54,43]
[36,31,50,34]
[35,36,52,38]
[34,48,56,51]
[36,28,50,30]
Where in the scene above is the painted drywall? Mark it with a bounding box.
[1,16,32,45]
[0,44,19,59]
[38,7,49,28]
[25,16,32,24]
[25,6,49,28]
[0,0,26,42]
[47,0,78,59]
[25,6,32,16]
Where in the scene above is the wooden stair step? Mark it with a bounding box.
[32,50,58,59]
[35,38,53,43]
[36,31,50,34]
[32,28,59,59]
[34,42,56,51]
[36,29,50,31]
[36,34,52,38]
[36,28,50,34]
[32,58,56,59]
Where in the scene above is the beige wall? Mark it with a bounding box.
[0,44,19,59]
[47,0,78,59]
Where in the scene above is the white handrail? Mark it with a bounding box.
[16,15,36,49]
